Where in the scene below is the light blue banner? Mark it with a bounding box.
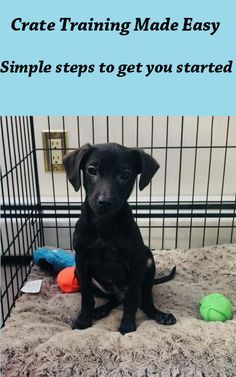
[0,0,235,115]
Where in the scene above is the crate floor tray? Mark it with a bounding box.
[2,244,236,377]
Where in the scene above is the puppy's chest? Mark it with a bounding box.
[90,238,126,266]
[89,238,130,282]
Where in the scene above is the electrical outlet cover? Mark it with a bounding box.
[42,130,67,172]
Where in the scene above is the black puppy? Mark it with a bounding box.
[63,143,176,334]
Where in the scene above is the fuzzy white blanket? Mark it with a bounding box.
[2,244,236,377]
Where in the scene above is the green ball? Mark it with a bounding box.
[199,293,233,322]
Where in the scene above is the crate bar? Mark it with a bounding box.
[148,116,154,248]
[3,117,21,292]
[91,116,95,144]
[26,224,236,230]
[1,237,11,326]
[33,145,236,153]
[10,117,27,282]
[189,116,200,248]
[2,201,236,213]
[1,117,18,323]
[15,117,32,284]
[18,117,33,275]
[202,116,214,246]
[1,230,38,325]
[22,116,36,258]
[62,116,73,249]
[216,116,230,244]
[162,116,169,249]
[76,116,84,203]
[175,117,184,248]
[2,213,39,255]
[121,116,124,146]
[30,116,45,245]
[47,116,59,247]
[2,206,235,220]
[230,194,236,243]
[10,118,26,284]
[1,150,35,180]
[106,116,109,143]
[14,117,30,279]
[26,116,40,249]
[135,116,139,220]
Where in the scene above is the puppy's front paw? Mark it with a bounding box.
[72,314,92,330]
[119,321,136,335]
[155,312,176,325]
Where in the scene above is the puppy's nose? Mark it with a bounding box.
[97,195,112,209]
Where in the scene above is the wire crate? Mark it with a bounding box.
[1,115,236,327]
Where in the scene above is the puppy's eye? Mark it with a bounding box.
[87,166,97,176]
[120,170,131,180]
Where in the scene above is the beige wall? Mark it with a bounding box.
[33,116,236,201]
[1,115,236,249]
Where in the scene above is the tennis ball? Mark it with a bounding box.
[199,293,233,322]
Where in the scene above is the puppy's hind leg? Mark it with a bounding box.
[93,296,121,320]
[140,259,176,325]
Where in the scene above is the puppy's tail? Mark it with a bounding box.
[154,266,176,285]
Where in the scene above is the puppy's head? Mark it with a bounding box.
[63,143,159,216]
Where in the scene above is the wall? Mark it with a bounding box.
[34,116,236,201]
[1,115,236,250]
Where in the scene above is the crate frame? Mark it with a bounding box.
[1,115,236,327]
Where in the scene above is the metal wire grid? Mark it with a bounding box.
[1,116,44,326]
[1,115,236,327]
[36,116,236,250]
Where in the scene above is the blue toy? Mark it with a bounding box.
[33,247,75,274]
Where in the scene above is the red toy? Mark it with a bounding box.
[57,266,80,293]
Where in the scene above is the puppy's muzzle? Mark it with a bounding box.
[97,195,112,210]
[90,193,120,215]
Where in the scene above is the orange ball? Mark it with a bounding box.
[57,267,80,293]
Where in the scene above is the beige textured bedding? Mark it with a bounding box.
[2,244,236,377]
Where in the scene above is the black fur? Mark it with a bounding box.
[63,143,176,334]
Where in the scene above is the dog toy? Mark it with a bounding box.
[199,293,233,322]
[33,247,75,274]
[57,266,80,293]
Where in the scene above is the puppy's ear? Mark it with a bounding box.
[134,149,160,191]
[63,144,91,191]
